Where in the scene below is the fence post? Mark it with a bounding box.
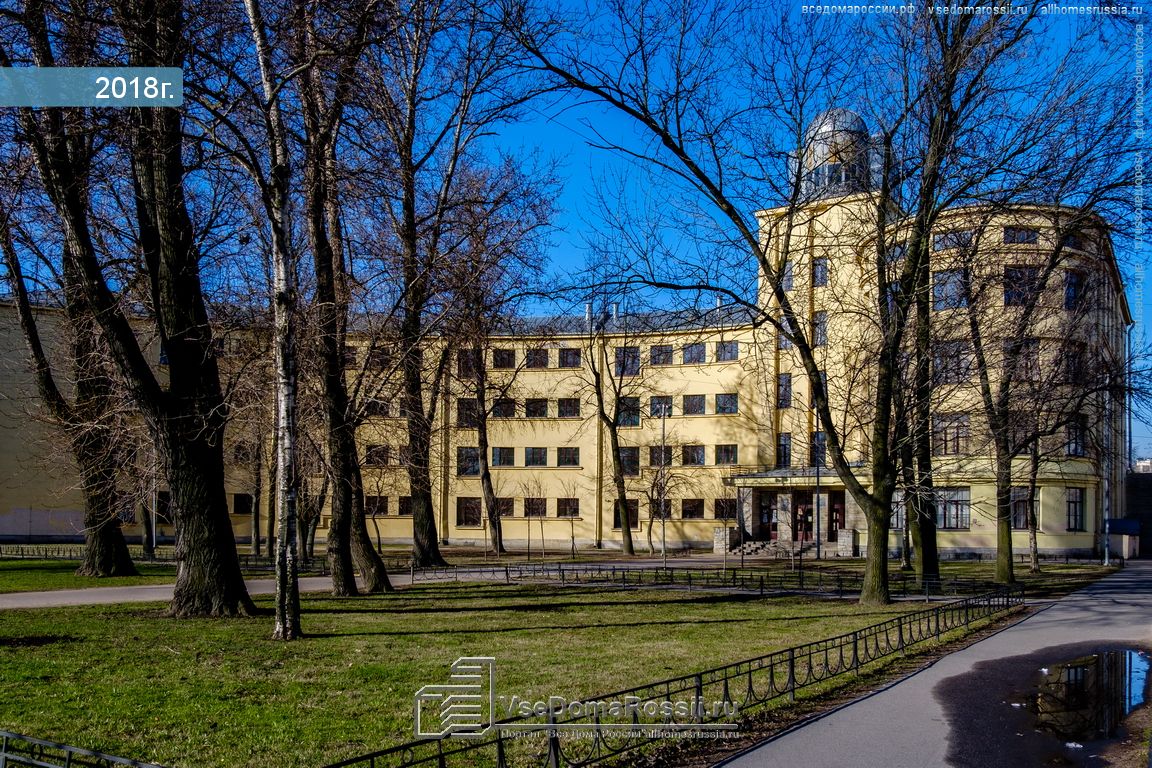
[759,575,764,597]
[787,648,796,701]
[852,631,860,674]
[546,708,562,768]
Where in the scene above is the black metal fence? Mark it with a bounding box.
[323,585,1025,768]
[0,730,166,768]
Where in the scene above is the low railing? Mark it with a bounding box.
[324,585,1025,768]
[0,730,166,768]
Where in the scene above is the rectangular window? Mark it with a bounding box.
[491,447,515,467]
[1066,487,1085,531]
[557,498,580,517]
[525,349,549,369]
[1010,487,1037,530]
[649,446,672,467]
[557,447,580,466]
[777,373,792,408]
[650,395,673,418]
[398,444,413,466]
[681,499,705,519]
[887,242,907,262]
[559,348,581,368]
[810,432,826,467]
[398,496,412,516]
[524,498,547,518]
[525,447,548,467]
[617,397,641,427]
[1004,338,1040,382]
[716,393,739,415]
[781,260,794,291]
[813,311,828,347]
[777,315,796,350]
[617,447,640,476]
[812,257,829,287]
[457,447,480,476]
[233,493,253,517]
[365,495,388,517]
[1003,226,1040,245]
[935,487,971,529]
[495,498,514,517]
[524,398,548,418]
[364,397,392,418]
[1066,416,1087,457]
[456,497,482,527]
[1064,343,1086,384]
[933,413,970,456]
[343,345,358,366]
[1004,266,1042,307]
[682,445,705,466]
[1065,270,1085,311]
[457,398,479,428]
[1061,232,1085,251]
[933,230,974,251]
[714,499,738,520]
[933,340,973,385]
[615,346,641,376]
[613,499,639,529]
[715,444,738,465]
[558,398,581,418]
[367,347,392,369]
[457,348,480,377]
[491,398,517,418]
[364,444,391,467]
[492,349,516,369]
[683,394,705,415]
[933,269,969,310]
[650,345,673,366]
[651,499,671,519]
[716,341,738,362]
[776,433,792,468]
[682,342,706,364]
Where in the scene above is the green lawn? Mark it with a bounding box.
[0,559,179,593]
[0,583,921,768]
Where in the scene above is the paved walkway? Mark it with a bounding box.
[719,561,1152,768]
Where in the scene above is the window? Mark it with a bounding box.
[716,341,738,362]
[398,445,413,465]
[365,495,388,517]
[933,269,969,310]
[650,395,672,418]
[617,447,640,476]
[812,256,829,287]
[1003,226,1039,245]
[367,347,392,369]
[1064,270,1085,310]
[714,499,738,520]
[1004,338,1040,382]
[364,397,392,418]
[777,315,795,350]
[681,499,705,519]
[158,343,169,366]
[810,432,826,467]
[524,498,547,518]
[777,373,792,408]
[776,433,792,468]
[1010,487,1037,530]
[650,446,672,467]
[933,340,973,385]
[716,393,739,415]
[364,444,391,467]
[683,445,705,466]
[457,398,479,428]
[233,493,253,517]
[715,444,738,465]
[650,345,673,365]
[682,342,706,364]
[557,447,580,466]
[491,447,515,467]
[457,447,480,476]
[1004,266,1042,307]
[398,496,412,516]
[492,349,516,369]
[887,242,907,262]
[495,498,514,517]
[559,348,581,368]
[557,498,580,517]
[457,348,480,377]
[935,488,971,529]
[525,447,548,467]
[683,394,705,415]
[933,230,974,251]
[615,346,641,376]
[613,499,639,529]
[1066,416,1087,457]
[491,398,516,418]
[617,397,641,427]
[456,497,482,526]
[781,260,794,291]
[650,499,671,519]
[558,398,581,418]
[525,349,549,369]
[1064,343,1086,384]
[933,413,970,456]
[1061,232,1085,251]
[813,311,828,347]
[1066,487,1085,531]
[524,398,548,418]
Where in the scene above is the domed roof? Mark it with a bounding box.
[804,108,868,140]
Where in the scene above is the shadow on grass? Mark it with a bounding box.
[304,616,755,639]
[0,634,78,647]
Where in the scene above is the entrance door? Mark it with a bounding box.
[827,491,846,543]
[792,491,813,542]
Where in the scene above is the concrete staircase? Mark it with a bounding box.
[730,540,819,558]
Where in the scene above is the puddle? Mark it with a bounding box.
[935,642,1151,767]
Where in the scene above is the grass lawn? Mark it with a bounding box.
[0,583,925,768]
[0,559,179,593]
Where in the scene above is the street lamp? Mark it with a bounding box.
[660,405,668,570]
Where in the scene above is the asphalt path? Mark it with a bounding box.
[719,561,1152,768]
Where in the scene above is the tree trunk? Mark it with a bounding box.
[861,501,891,605]
[994,447,1016,584]
[1026,442,1041,574]
[349,459,394,591]
[472,360,505,555]
[73,438,137,578]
